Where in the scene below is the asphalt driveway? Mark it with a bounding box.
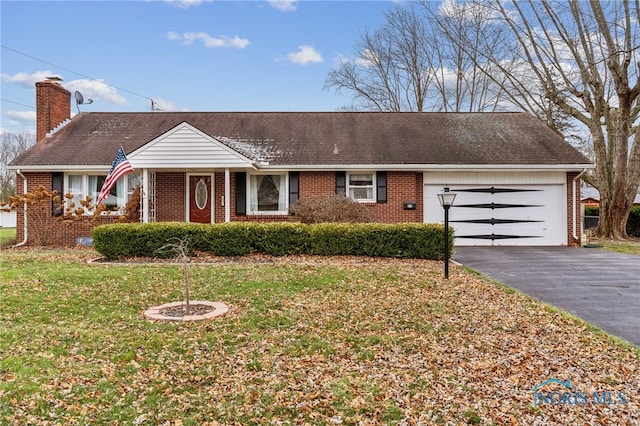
[452,246,640,347]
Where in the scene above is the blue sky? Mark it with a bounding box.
[1,0,395,133]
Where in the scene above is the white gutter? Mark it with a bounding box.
[6,165,110,172]
[256,163,595,172]
[572,169,589,243]
[13,169,28,247]
[6,163,596,172]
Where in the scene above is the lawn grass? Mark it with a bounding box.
[0,227,16,247]
[1,248,638,425]
[599,237,640,255]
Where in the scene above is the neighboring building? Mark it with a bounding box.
[8,79,593,246]
[581,186,640,208]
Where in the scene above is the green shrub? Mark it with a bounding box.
[582,206,640,237]
[308,223,449,259]
[250,222,311,256]
[584,206,600,217]
[205,222,253,256]
[92,222,453,260]
[628,207,640,237]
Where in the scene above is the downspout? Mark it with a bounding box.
[13,169,28,247]
[572,169,588,243]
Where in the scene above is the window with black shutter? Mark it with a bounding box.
[335,171,346,195]
[235,172,246,215]
[289,172,299,205]
[51,172,63,216]
[376,171,387,204]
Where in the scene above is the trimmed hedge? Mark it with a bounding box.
[582,206,640,237]
[91,222,453,260]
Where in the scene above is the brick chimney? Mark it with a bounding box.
[36,78,71,142]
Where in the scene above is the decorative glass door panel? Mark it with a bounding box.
[189,175,212,223]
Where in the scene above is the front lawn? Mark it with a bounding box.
[0,227,16,247]
[1,249,638,425]
[600,237,640,256]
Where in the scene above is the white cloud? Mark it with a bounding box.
[6,110,36,122]
[1,70,61,88]
[65,79,127,105]
[269,0,297,12]
[167,31,249,49]
[285,45,323,65]
[439,0,501,22]
[164,0,211,8]
[1,72,126,106]
[357,49,378,67]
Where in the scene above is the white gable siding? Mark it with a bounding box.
[128,123,255,169]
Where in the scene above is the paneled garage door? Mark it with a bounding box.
[424,184,566,246]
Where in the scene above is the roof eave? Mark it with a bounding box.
[8,163,594,172]
[258,163,595,172]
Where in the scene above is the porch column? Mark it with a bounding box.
[225,168,231,222]
[142,168,149,223]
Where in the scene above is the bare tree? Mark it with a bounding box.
[421,0,513,112]
[1,131,35,202]
[325,6,433,111]
[456,0,640,239]
[324,3,513,112]
[157,236,193,315]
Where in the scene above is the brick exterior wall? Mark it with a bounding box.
[36,81,71,142]
[155,172,186,222]
[14,172,117,246]
[13,169,579,247]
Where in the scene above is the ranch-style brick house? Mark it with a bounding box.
[9,79,593,247]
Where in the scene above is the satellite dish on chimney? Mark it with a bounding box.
[74,91,93,113]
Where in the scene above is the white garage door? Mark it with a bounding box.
[424,184,566,246]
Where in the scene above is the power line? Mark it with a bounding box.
[1,99,35,109]
[1,44,158,107]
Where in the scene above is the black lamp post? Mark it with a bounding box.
[437,187,456,278]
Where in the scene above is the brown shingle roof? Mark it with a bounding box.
[10,111,592,167]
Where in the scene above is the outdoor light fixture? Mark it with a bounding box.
[437,186,456,278]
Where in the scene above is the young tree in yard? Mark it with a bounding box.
[446,0,640,239]
[157,237,193,315]
[1,131,35,202]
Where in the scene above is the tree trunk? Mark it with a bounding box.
[597,194,631,239]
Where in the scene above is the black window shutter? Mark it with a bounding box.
[335,171,346,195]
[51,172,63,216]
[289,172,299,205]
[235,172,246,216]
[376,171,387,204]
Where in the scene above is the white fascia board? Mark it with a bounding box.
[257,163,594,172]
[7,165,110,172]
[418,164,594,172]
[10,162,593,173]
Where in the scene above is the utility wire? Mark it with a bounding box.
[1,99,35,109]
[1,44,158,107]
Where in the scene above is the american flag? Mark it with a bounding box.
[96,147,134,206]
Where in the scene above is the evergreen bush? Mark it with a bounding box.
[92,222,452,260]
